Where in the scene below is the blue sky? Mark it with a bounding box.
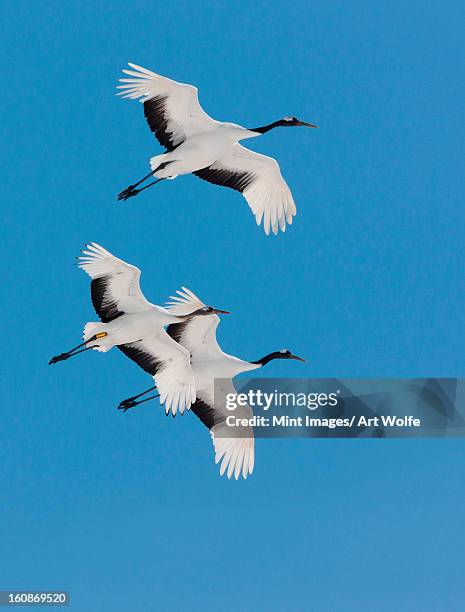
[2,0,465,609]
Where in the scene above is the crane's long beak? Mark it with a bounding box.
[212,308,230,314]
[290,353,306,362]
[298,120,318,128]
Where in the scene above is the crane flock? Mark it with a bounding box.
[50,244,305,478]
[50,61,316,479]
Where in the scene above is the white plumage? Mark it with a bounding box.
[50,243,223,416]
[119,287,305,479]
[116,63,317,235]
[166,288,259,479]
[199,146,296,235]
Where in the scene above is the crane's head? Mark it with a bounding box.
[249,117,318,134]
[191,306,231,316]
[276,348,306,361]
[252,349,306,366]
[280,116,318,128]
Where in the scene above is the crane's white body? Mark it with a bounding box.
[165,289,260,480]
[149,124,259,178]
[190,355,259,392]
[83,307,186,351]
[117,64,297,235]
[78,243,197,416]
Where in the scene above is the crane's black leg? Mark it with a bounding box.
[124,385,157,401]
[49,332,107,365]
[49,346,93,364]
[118,385,157,408]
[118,391,160,412]
[117,161,175,201]
[117,170,155,201]
[118,178,167,201]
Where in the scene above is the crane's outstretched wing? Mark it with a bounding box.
[164,287,224,360]
[119,330,196,416]
[194,144,296,235]
[192,382,255,480]
[78,243,152,322]
[117,63,217,151]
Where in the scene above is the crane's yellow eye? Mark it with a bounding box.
[96,332,107,339]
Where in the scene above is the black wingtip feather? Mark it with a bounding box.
[143,95,183,152]
[193,167,255,193]
[90,276,124,323]
[117,342,163,376]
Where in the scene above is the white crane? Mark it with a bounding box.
[118,287,305,479]
[48,243,229,416]
[116,63,318,235]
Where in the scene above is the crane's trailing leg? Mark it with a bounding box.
[117,161,175,201]
[118,388,159,412]
[117,170,155,201]
[118,177,165,201]
[49,332,107,365]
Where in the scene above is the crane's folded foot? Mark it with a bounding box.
[117,186,140,201]
[118,391,159,411]
[49,352,71,365]
[118,399,138,411]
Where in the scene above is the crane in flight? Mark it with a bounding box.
[48,243,229,416]
[118,287,305,479]
[116,63,318,235]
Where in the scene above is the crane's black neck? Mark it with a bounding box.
[248,120,287,134]
[251,351,284,366]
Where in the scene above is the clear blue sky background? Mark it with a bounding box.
[2,1,465,610]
